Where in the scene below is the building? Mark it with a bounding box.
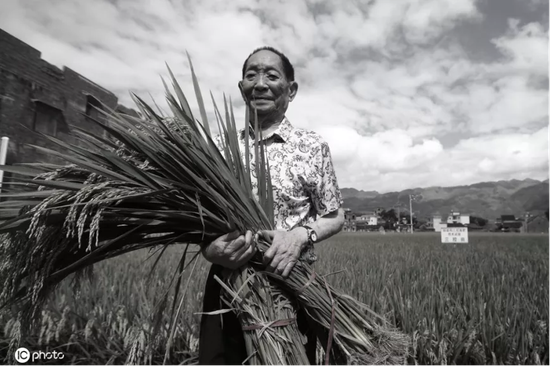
[446,211,470,225]
[343,209,357,232]
[356,211,378,226]
[431,211,470,232]
[0,29,138,172]
[343,208,386,232]
[499,215,523,232]
[522,215,549,233]
[432,214,446,232]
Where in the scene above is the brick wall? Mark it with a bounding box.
[0,29,137,171]
[0,28,142,193]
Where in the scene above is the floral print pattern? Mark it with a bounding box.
[216,118,343,232]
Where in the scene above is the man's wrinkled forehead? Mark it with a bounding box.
[243,50,284,74]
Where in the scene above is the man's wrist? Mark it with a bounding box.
[293,227,310,249]
[296,225,318,265]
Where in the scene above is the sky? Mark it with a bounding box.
[0,0,548,192]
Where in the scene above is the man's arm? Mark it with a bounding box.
[297,138,345,244]
[296,207,345,243]
[260,208,344,278]
[262,137,345,278]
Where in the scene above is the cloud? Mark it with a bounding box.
[523,0,548,12]
[327,126,547,191]
[492,19,548,77]
[0,0,547,192]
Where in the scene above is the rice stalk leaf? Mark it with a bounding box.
[244,106,252,193]
[166,245,189,341]
[194,309,236,316]
[164,253,199,365]
[96,152,160,189]
[25,145,134,183]
[0,190,66,199]
[210,92,232,167]
[229,96,251,193]
[0,165,44,177]
[23,128,113,167]
[224,94,247,188]
[186,52,211,137]
[166,64,194,121]
[253,108,262,201]
[47,224,150,283]
[258,127,270,224]
[148,91,166,117]
[265,148,274,227]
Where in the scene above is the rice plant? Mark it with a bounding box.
[0,62,409,364]
[1,232,546,364]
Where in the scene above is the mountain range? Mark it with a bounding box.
[341,178,549,220]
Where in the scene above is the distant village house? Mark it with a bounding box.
[432,210,470,232]
[343,208,385,232]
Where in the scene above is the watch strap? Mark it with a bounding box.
[303,225,316,244]
[300,225,317,264]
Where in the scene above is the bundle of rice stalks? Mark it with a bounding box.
[0,61,410,364]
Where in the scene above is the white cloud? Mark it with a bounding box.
[492,19,548,77]
[0,0,547,192]
[402,0,481,44]
[523,0,548,12]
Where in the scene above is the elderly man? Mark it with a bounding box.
[199,46,345,365]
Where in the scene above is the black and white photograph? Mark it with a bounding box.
[0,0,548,364]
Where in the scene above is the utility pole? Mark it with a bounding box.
[409,194,414,233]
[408,194,422,233]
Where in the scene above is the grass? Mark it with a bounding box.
[1,232,548,364]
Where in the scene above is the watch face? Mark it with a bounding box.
[310,231,318,242]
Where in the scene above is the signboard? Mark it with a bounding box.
[441,227,468,243]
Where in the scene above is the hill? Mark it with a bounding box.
[342,179,549,220]
[511,182,549,212]
[340,188,379,199]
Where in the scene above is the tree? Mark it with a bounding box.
[415,218,428,229]
[470,216,488,227]
[379,209,398,229]
[399,211,418,226]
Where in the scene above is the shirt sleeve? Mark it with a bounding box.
[309,139,344,217]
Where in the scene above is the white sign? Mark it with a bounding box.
[441,227,469,243]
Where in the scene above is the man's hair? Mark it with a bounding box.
[241,46,295,82]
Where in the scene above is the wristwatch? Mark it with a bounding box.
[301,225,318,264]
[303,225,318,244]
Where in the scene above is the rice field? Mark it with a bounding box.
[1,232,548,364]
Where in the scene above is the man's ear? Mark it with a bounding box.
[238,81,248,103]
[289,81,298,102]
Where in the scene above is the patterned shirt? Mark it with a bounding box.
[215,118,343,231]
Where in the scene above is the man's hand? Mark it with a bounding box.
[202,230,256,269]
[260,228,308,278]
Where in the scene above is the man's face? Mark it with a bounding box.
[239,50,297,119]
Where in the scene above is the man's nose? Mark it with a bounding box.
[253,75,268,90]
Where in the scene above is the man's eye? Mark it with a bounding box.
[245,73,256,80]
[267,74,279,80]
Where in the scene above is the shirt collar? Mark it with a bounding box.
[239,117,293,143]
